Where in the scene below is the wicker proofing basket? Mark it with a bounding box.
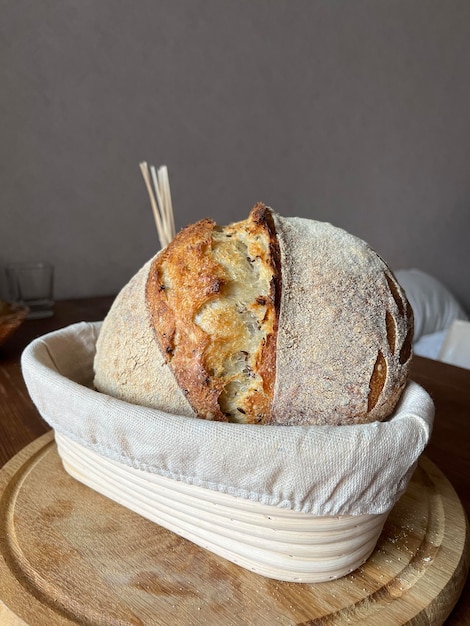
[21,322,434,583]
[55,432,389,583]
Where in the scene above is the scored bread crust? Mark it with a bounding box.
[94,204,413,426]
[271,214,413,425]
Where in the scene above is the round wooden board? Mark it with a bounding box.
[0,432,468,626]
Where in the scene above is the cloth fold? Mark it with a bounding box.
[21,321,434,516]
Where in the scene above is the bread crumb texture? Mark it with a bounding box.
[146,203,279,423]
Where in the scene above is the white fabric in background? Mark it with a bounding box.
[413,330,448,360]
[395,268,468,341]
[21,322,434,517]
[438,319,470,369]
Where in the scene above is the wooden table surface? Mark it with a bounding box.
[1,297,469,624]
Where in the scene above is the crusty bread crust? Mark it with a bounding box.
[271,215,413,425]
[93,258,195,417]
[94,205,413,426]
[146,203,280,423]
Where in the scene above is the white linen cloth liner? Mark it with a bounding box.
[21,321,434,517]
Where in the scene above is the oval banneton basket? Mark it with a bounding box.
[55,433,388,583]
[21,322,434,583]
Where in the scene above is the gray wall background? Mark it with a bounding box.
[1,0,470,311]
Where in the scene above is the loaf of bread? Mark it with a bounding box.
[93,203,413,426]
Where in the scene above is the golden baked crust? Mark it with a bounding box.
[146,203,281,423]
[94,205,413,426]
[93,258,195,417]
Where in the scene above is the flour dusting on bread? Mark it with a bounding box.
[271,214,413,425]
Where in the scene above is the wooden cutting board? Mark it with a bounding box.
[0,431,468,626]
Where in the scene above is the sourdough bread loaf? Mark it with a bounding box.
[94,204,413,426]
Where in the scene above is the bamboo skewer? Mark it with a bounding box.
[139,162,176,249]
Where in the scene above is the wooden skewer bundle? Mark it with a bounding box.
[139,162,176,249]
